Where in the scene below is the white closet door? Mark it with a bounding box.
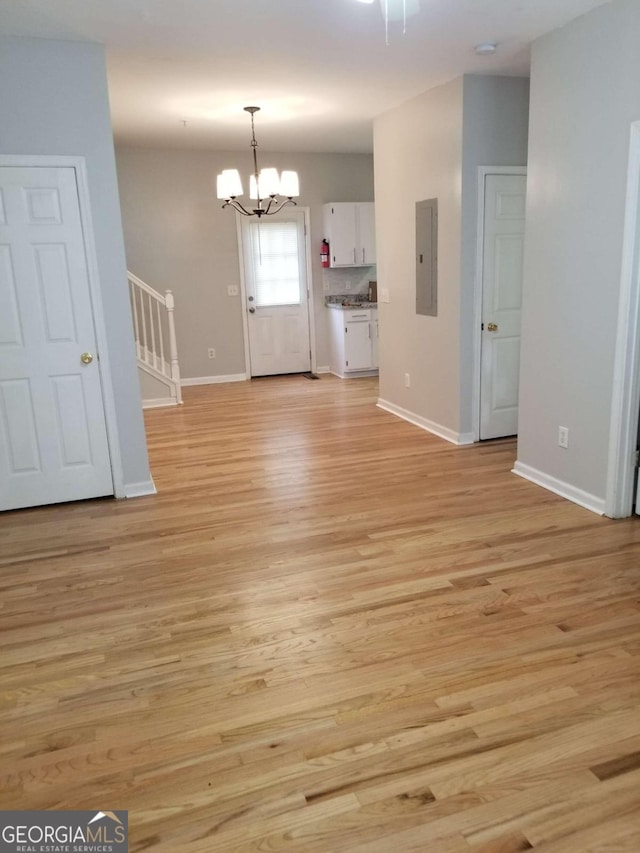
[480,174,527,440]
[0,166,113,511]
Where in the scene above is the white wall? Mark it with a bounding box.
[115,148,375,379]
[516,0,640,507]
[460,76,530,433]
[374,75,529,442]
[374,77,465,437]
[0,36,152,492]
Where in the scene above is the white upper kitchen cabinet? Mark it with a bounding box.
[356,203,376,266]
[323,202,376,267]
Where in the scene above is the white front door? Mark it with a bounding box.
[0,166,113,511]
[242,211,311,377]
[480,174,527,440]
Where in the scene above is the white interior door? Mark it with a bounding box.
[242,211,311,377]
[636,413,640,515]
[480,174,527,440]
[0,166,113,511]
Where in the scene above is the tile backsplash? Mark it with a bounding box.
[322,266,376,297]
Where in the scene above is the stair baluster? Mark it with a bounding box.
[128,271,183,407]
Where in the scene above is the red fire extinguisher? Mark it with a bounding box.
[321,239,330,268]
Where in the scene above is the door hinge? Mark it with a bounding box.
[481,322,484,331]
[635,450,639,467]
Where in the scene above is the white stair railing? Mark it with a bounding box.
[128,271,182,405]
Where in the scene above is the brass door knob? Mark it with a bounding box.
[80,352,94,364]
[487,323,498,332]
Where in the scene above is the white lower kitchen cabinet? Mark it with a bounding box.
[370,308,379,368]
[328,307,379,378]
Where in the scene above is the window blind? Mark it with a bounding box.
[249,221,301,306]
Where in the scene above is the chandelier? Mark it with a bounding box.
[216,107,299,218]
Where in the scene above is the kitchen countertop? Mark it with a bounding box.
[325,300,377,310]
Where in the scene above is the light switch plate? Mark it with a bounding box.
[380,288,390,303]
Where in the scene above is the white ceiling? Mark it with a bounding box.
[1,0,610,153]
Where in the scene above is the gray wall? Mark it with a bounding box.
[139,370,173,402]
[460,76,530,433]
[374,77,465,434]
[115,148,375,378]
[517,0,640,502]
[0,36,151,491]
[373,75,529,440]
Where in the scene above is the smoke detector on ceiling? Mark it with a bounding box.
[475,43,498,56]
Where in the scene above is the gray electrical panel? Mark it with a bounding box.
[416,199,438,316]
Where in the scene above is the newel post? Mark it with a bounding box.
[165,290,183,404]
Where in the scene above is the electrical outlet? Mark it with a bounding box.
[344,281,352,291]
[404,373,411,388]
[558,426,569,448]
[323,280,330,292]
[227,285,239,296]
[208,348,216,359]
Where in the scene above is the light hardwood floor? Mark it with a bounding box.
[2,375,640,852]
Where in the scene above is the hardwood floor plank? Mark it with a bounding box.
[1,376,639,851]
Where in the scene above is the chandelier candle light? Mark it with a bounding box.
[217,107,300,218]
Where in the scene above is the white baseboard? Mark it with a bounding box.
[316,365,331,374]
[377,398,475,446]
[181,373,248,386]
[512,461,605,515]
[457,432,476,445]
[332,369,379,379]
[142,397,178,409]
[123,478,157,499]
